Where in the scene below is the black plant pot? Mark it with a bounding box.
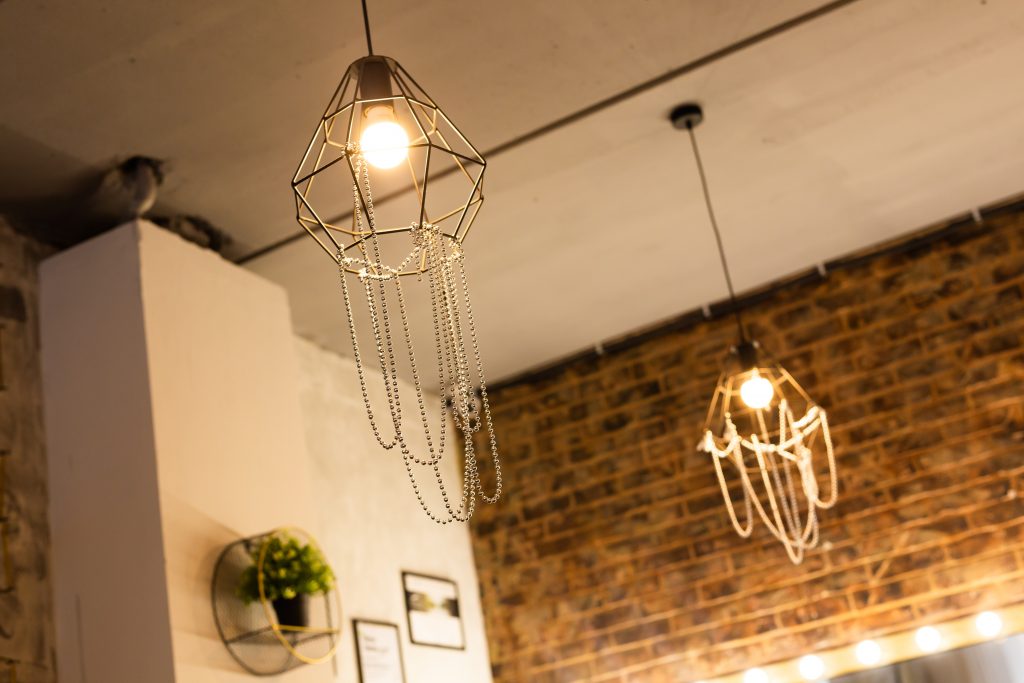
[272,595,309,629]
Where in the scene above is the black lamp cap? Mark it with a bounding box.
[670,103,704,130]
[734,340,760,369]
[357,56,393,101]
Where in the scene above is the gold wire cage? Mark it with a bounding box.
[700,341,838,565]
[287,49,503,525]
[291,55,486,276]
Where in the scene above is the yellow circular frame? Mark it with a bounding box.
[253,526,342,665]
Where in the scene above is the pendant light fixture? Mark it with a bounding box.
[291,0,501,524]
[670,103,838,564]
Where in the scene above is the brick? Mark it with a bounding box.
[531,661,592,683]
[931,551,1019,589]
[851,574,933,609]
[0,284,26,322]
[611,619,671,646]
[0,220,55,681]
[776,596,850,627]
[588,604,642,631]
[594,645,651,671]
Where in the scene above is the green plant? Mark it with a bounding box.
[236,533,335,604]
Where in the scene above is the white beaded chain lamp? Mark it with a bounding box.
[670,104,838,564]
[291,0,501,524]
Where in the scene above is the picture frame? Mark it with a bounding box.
[353,619,406,683]
[402,571,466,650]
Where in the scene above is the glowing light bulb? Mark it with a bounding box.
[855,639,882,666]
[798,655,825,680]
[915,626,942,652]
[744,668,769,683]
[740,370,774,409]
[975,611,1003,638]
[359,105,408,169]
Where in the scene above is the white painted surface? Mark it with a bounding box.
[295,337,494,683]
[135,223,328,682]
[40,224,176,683]
[41,221,327,682]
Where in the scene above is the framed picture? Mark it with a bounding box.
[402,571,465,650]
[353,619,406,683]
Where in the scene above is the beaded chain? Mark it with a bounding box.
[701,399,838,564]
[334,153,502,524]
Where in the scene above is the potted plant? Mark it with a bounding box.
[236,532,335,629]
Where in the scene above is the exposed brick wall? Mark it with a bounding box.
[0,217,55,683]
[471,206,1024,683]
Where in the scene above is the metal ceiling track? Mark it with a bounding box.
[238,0,866,264]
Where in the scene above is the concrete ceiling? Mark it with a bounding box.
[3,0,1024,381]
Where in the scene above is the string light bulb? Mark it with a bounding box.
[798,655,825,680]
[690,609,1022,683]
[915,626,942,652]
[359,104,409,169]
[743,668,769,683]
[854,639,882,666]
[975,611,1003,638]
[740,369,774,409]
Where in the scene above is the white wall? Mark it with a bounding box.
[295,337,494,683]
[41,224,176,683]
[42,222,329,683]
[41,221,492,683]
[137,224,327,682]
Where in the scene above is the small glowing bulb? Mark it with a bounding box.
[855,639,882,666]
[359,105,409,169]
[740,370,774,409]
[975,611,1003,638]
[744,668,769,683]
[798,655,826,680]
[915,626,942,652]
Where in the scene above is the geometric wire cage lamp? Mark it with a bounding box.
[671,103,838,564]
[290,0,501,524]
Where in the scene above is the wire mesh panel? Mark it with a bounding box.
[292,55,485,273]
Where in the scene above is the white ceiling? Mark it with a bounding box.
[3,0,1024,381]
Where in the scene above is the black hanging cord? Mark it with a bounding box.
[360,0,374,55]
[686,122,747,342]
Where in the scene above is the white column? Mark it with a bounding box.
[41,221,328,683]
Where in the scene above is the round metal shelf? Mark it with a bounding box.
[211,527,341,676]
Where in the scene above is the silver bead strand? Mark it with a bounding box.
[334,148,502,524]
